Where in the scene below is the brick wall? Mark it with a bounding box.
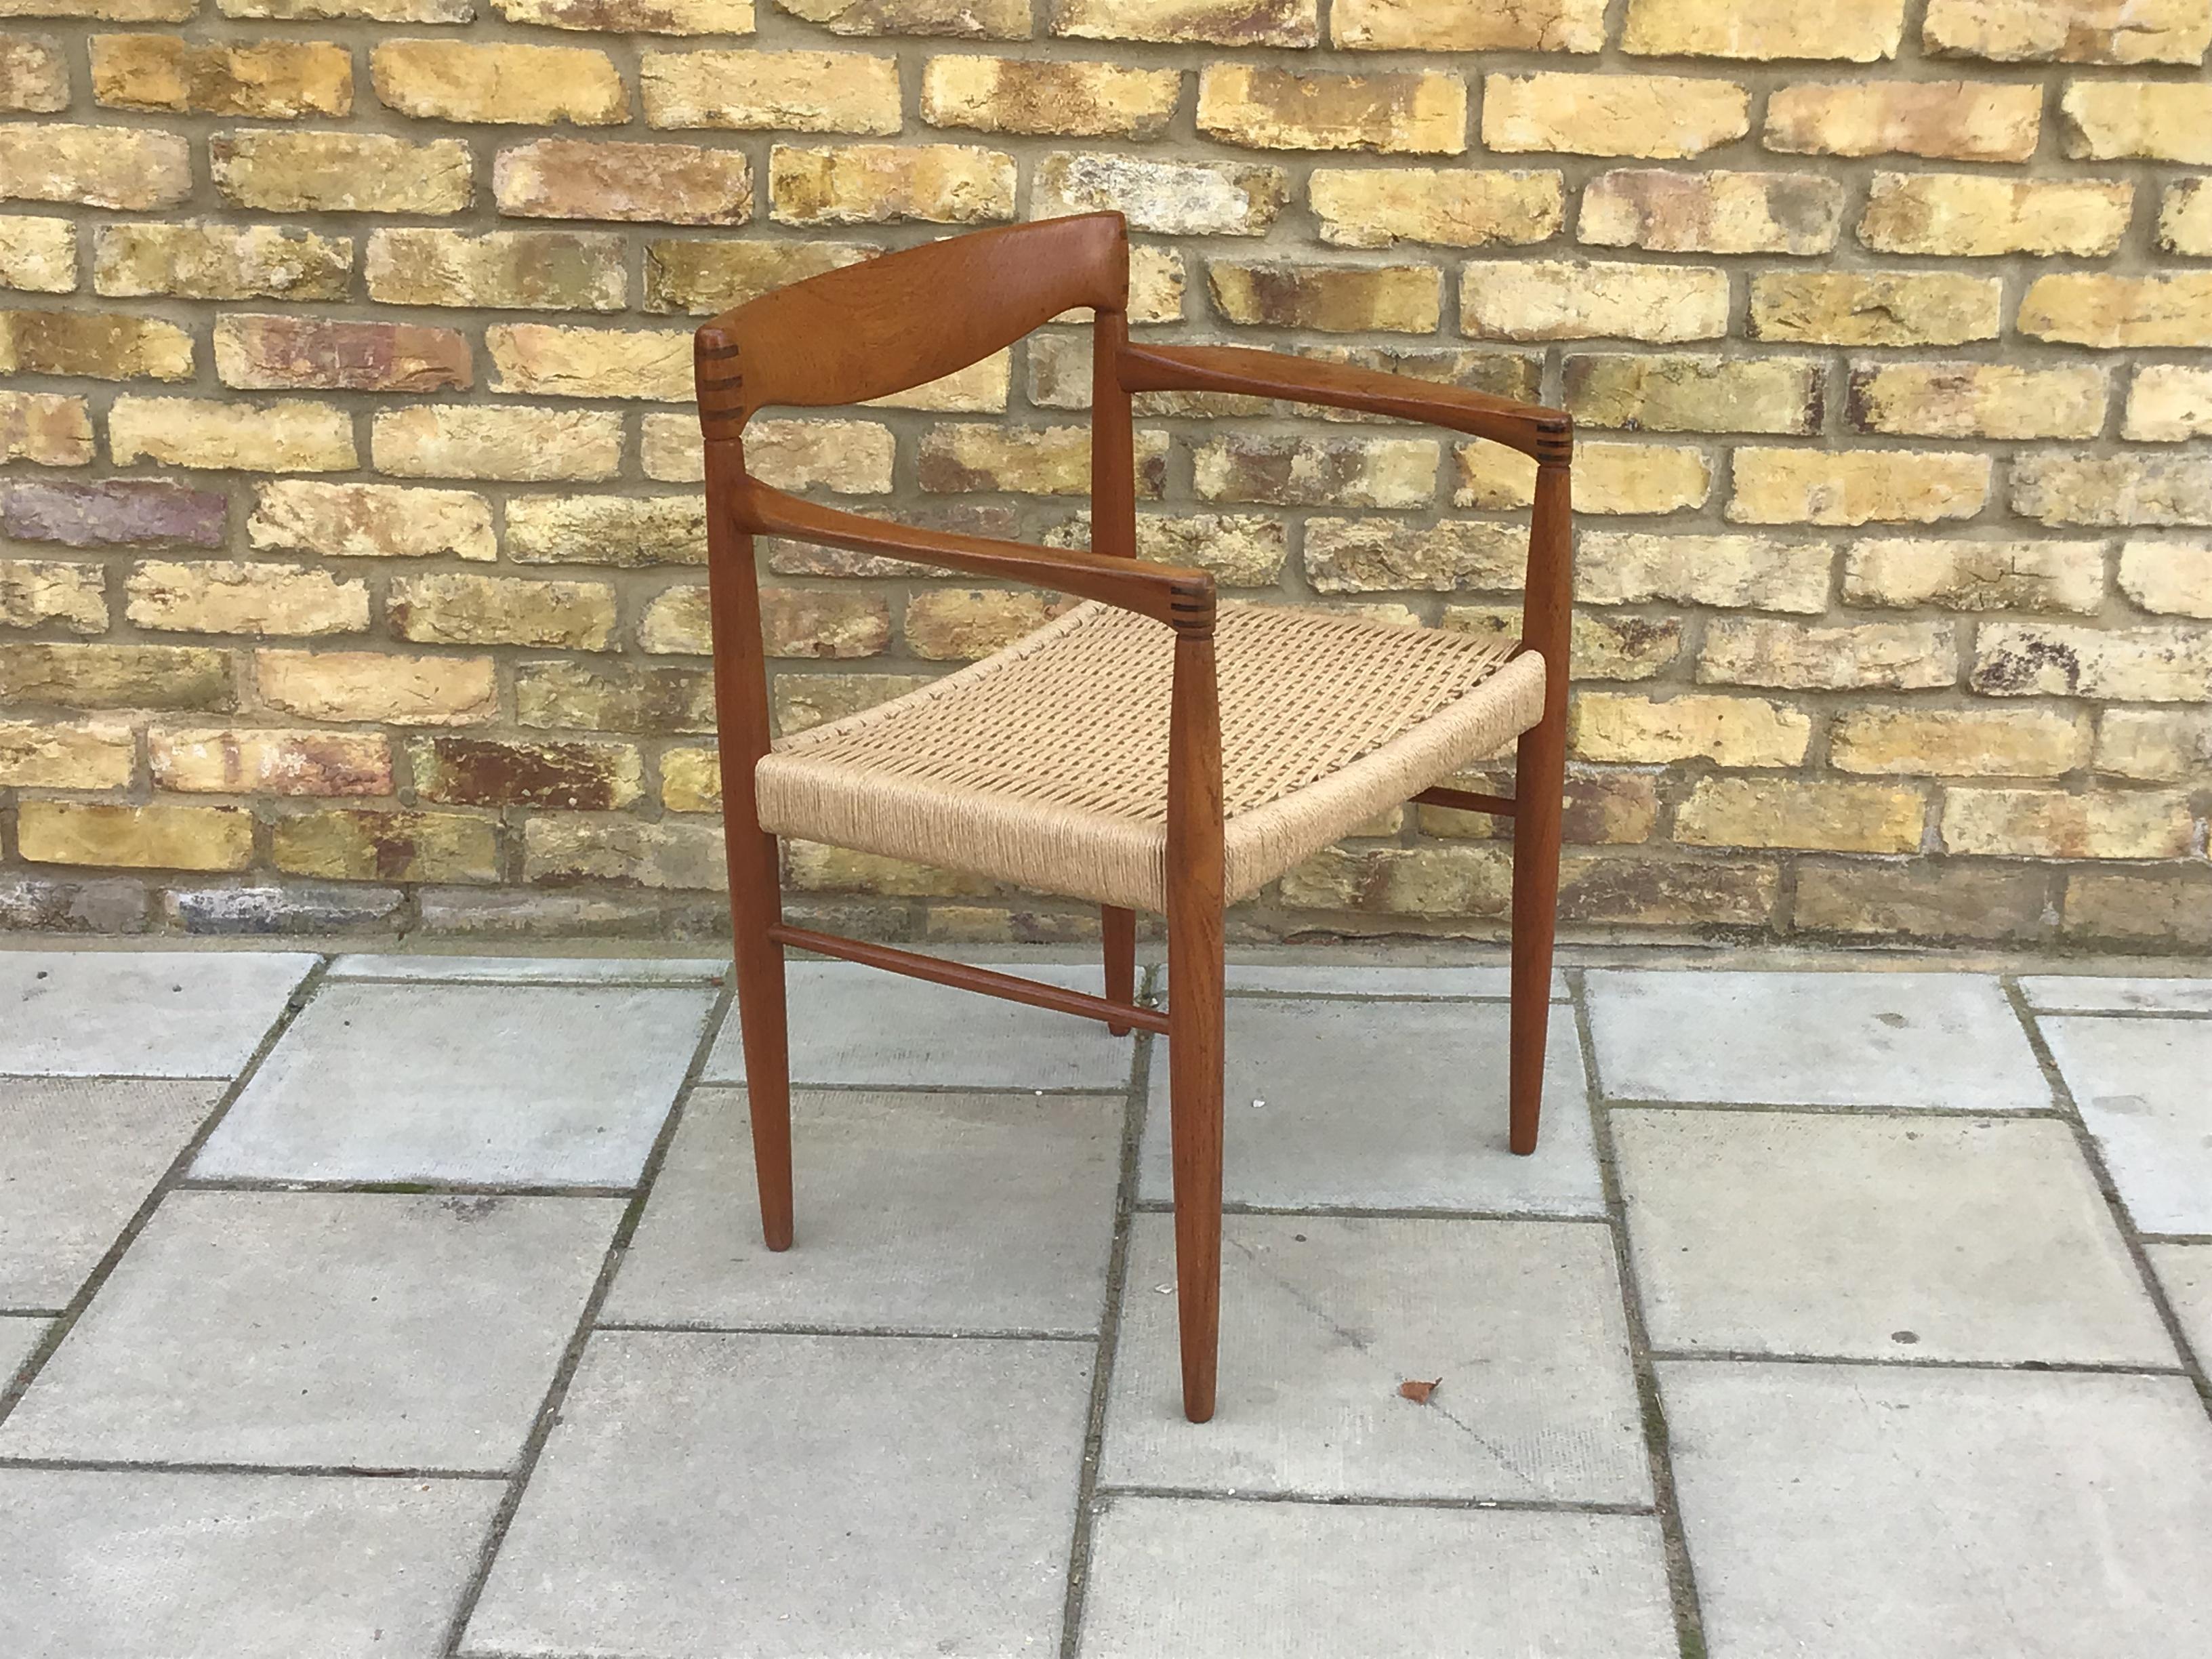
[1,0,2208,947]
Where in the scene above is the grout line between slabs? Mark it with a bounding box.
[1126,1199,1613,1222]
[436,975,738,1659]
[178,1177,641,1199]
[1570,968,1710,1659]
[0,1454,511,1481]
[590,1320,1099,1343]
[1094,1484,1662,1516]
[1601,1097,2068,1120]
[1645,1349,2192,1378]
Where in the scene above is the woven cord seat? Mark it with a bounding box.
[758,600,1547,913]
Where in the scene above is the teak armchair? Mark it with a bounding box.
[695,212,1574,1423]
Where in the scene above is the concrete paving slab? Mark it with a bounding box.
[1101,1214,1649,1502]
[2042,1015,2212,1235]
[1586,970,2050,1110]
[0,1191,619,1471]
[607,1086,1120,1334]
[1659,1362,2212,1659]
[2148,1244,2212,1363]
[0,951,315,1078]
[0,1468,499,1659]
[1078,1496,1677,1659]
[705,961,1132,1090]
[1163,962,1566,998]
[1614,1111,2173,1364]
[2020,975,2212,1014]
[194,981,715,1186]
[1,1078,220,1309]
[329,954,728,984]
[463,1329,1092,1659]
[1139,998,1603,1214]
[1,1315,45,1388]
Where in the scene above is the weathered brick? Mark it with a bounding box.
[2062,870,2212,949]
[1309,168,1561,249]
[210,130,472,215]
[160,882,407,937]
[388,573,617,651]
[366,229,626,312]
[1858,172,2132,257]
[149,725,391,796]
[494,0,756,28]
[2060,81,2212,163]
[372,406,624,482]
[644,238,878,314]
[1307,344,1544,412]
[493,138,751,224]
[2018,273,2212,349]
[0,123,188,209]
[750,417,897,492]
[523,815,723,890]
[918,424,1092,495]
[215,314,472,395]
[108,397,357,474]
[1972,623,2212,702]
[1580,169,1844,254]
[2159,180,2212,255]
[1302,518,1523,594]
[2095,708,2212,781]
[1558,852,1778,928]
[1676,777,1924,854]
[256,649,497,726]
[1748,271,2001,345]
[2011,453,2212,529]
[1197,64,1464,155]
[1570,691,1810,766]
[759,588,892,657]
[1925,0,2210,65]
[91,34,350,117]
[1,309,193,381]
[411,735,642,811]
[506,493,708,566]
[659,744,722,812]
[904,589,1072,659]
[1763,78,2041,161]
[516,657,716,731]
[1043,509,1290,586]
[1445,602,1683,680]
[1622,0,1906,60]
[3,479,223,547]
[2124,367,2212,444]
[487,324,692,401]
[222,0,470,18]
[1698,617,1958,690]
[634,585,711,655]
[1577,531,1829,612]
[0,216,75,292]
[249,480,495,562]
[781,0,1028,37]
[773,672,935,735]
[771,143,1017,226]
[128,559,369,638]
[0,390,93,466]
[0,641,232,711]
[786,842,997,898]
[0,558,106,632]
[641,49,900,134]
[370,40,628,125]
[1729,447,1990,525]
[275,808,497,884]
[1454,440,1711,516]
[1208,262,1440,333]
[1033,153,1288,237]
[1565,354,1822,436]
[1481,73,1749,159]
[1,33,67,112]
[1422,765,1659,845]
[1847,363,2108,441]
[2118,537,2212,619]
[1050,0,1318,47]
[1830,708,2090,777]
[1193,434,1437,508]
[1332,0,1604,51]
[920,54,1178,139]
[1460,259,1728,342]
[0,718,134,789]
[19,802,253,872]
[1843,537,2106,615]
[1793,861,2048,942]
[1277,842,1511,918]
[1942,787,2194,859]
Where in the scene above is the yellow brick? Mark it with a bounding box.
[0,719,135,790]
[1729,448,1989,526]
[94,223,351,302]
[211,131,473,215]
[0,642,233,712]
[1482,73,1750,158]
[1942,788,2195,859]
[1578,169,1844,254]
[2095,710,2212,782]
[1925,0,2211,65]
[1847,363,2108,441]
[659,745,722,812]
[1207,262,1440,333]
[1842,537,2106,615]
[520,815,723,890]
[366,229,626,312]
[1748,271,2001,345]
[388,573,617,650]
[1622,0,1907,60]
[644,237,881,314]
[255,649,498,726]
[2018,273,2212,349]
[1570,691,1811,766]
[2118,537,2212,619]
[1565,354,1823,436]
[917,424,1092,495]
[127,559,369,637]
[372,406,623,482]
[370,40,628,125]
[149,725,392,796]
[1050,0,1319,47]
[640,49,901,134]
[2060,81,2212,164]
[2011,453,2212,529]
[1454,440,1711,516]
[1193,434,1438,508]
[1310,168,1562,249]
[1332,0,1605,51]
[1831,708,2091,777]
[492,138,752,225]
[0,216,77,292]
[495,0,754,28]
[276,808,497,884]
[247,480,496,562]
[505,491,709,564]
[1858,172,2133,256]
[1197,64,1465,155]
[1034,152,1288,237]
[0,558,108,632]
[1698,617,1959,690]
[1762,78,2041,161]
[769,143,1017,226]
[2123,367,2212,443]
[757,588,893,658]
[1675,777,1924,854]
[1576,531,1830,611]
[786,0,1026,35]
[0,391,95,466]
[2159,180,2212,255]
[1,33,67,110]
[487,325,693,401]
[90,34,352,117]
[920,55,1179,139]
[904,590,1073,659]
[19,802,254,872]
[108,396,358,473]
[1301,517,1523,593]
[1461,258,1728,342]
[0,123,188,210]
[1973,623,2212,701]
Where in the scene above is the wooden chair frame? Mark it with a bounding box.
[695,212,1573,1423]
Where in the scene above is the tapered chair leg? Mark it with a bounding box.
[727,828,795,1251]
[1102,905,1136,1036]
[1166,900,1224,1422]
[1508,717,1565,1158]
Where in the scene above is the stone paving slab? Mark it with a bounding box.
[0,1468,499,1659]
[0,1315,44,1389]
[607,1086,1122,1335]
[1139,998,1603,1214]
[195,981,715,1187]
[1614,1111,2175,1365]
[1161,962,1568,998]
[1,1078,219,1309]
[464,1328,1093,1659]
[1586,970,2051,1111]
[2041,1015,2212,1235]
[1659,1361,2212,1659]
[2020,975,2212,1014]
[0,1191,620,1471]
[705,961,1133,1090]
[1078,1496,1677,1659]
[0,951,314,1078]
[1101,1214,1649,1503]
[2148,1244,2212,1361]
[329,953,728,984]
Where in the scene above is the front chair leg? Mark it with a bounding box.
[1165,895,1224,1423]
[1102,905,1136,1036]
[727,825,794,1250]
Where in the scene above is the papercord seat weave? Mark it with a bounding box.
[756,599,1547,913]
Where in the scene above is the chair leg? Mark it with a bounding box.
[728,825,794,1250]
[1102,905,1136,1036]
[1165,890,1224,1423]
[1509,717,1567,1158]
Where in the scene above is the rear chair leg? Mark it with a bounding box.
[728,827,794,1250]
[1508,719,1565,1158]
[1103,905,1136,1036]
[1165,897,1224,1423]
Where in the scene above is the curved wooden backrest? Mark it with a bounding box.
[696,213,1129,434]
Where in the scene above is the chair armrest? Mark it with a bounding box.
[1117,342,1573,463]
[733,478,1215,635]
